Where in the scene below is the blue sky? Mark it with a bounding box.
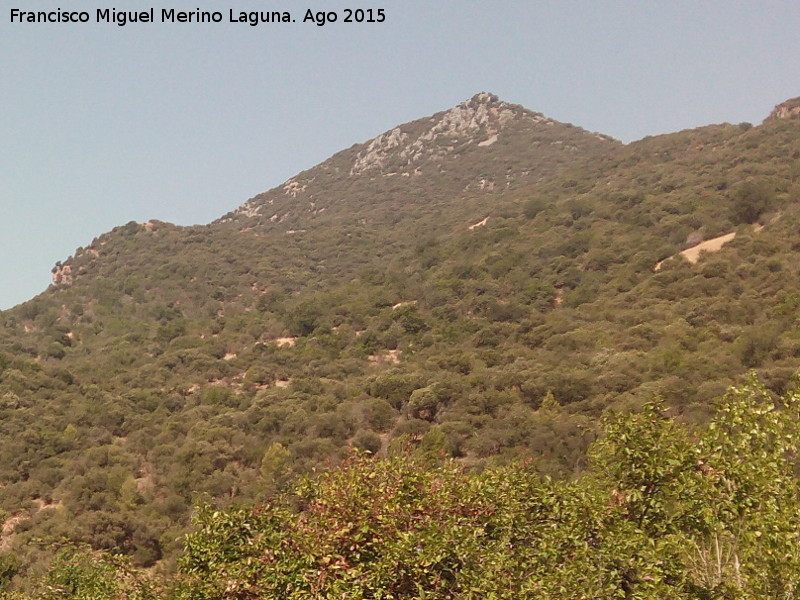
[2,0,799,309]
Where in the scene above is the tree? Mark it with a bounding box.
[731,180,774,224]
[259,442,291,486]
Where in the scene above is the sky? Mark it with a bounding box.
[1,1,799,310]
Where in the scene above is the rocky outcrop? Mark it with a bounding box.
[51,263,73,286]
[349,92,543,176]
[764,97,800,122]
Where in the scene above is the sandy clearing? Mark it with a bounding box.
[655,232,737,271]
[680,232,737,264]
[655,223,766,271]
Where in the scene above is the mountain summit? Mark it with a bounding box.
[217,93,617,231]
[344,92,595,176]
[349,92,536,176]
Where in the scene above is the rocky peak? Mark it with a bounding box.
[764,97,800,122]
[218,93,617,229]
[349,92,548,176]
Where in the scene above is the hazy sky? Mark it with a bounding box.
[2,1,799,309]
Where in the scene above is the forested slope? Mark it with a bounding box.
[0,94,798,593]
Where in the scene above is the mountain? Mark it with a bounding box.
[0,94,799,588]
[216,92,617,232]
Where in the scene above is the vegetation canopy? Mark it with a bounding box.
[6,380,800,599]
[1,94,800,593]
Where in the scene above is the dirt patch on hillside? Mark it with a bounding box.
[392,301,417,310]
[1,499,62,551]
[553,288,564,308]
[680,232,737,264]
[469,217,489,230]
[655,232,737,271]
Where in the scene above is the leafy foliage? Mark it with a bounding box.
[10,381,800,598]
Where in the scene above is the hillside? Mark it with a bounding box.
[0,94,799,591]
[216,92,617,232]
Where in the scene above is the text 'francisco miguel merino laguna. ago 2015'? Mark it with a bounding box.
[9,8,387,26]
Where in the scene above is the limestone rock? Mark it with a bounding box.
[764,97,800,122]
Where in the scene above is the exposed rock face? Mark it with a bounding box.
[217,92,619,231]
[51,263,73,286]
[351,127,410,175]
[349,93,541,176]
[764,97,800,122]
[49,221,164,290]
